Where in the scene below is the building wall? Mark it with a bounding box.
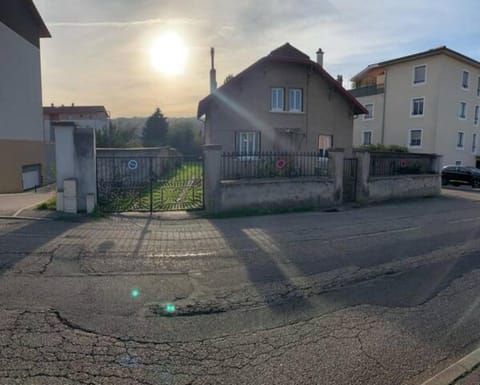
[436,56,480,167]
[0,140,51,193]
[352,93,384,146]
[206,61,354,153]
[0,21,44,141]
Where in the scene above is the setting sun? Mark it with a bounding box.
[150,32,188,76]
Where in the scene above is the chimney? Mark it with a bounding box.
[337,74,343,86]
[316,48,324,67]
[210,47,217,93]
[71,102,75,107]
[50,103,54,107]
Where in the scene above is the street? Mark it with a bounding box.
[2,189,480,384]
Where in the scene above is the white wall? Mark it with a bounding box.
[0,21,44,141]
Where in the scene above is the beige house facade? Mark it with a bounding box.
[198,44,366,156]
[0,0,51,193]
[351,46,480,167]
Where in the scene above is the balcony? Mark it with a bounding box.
[349,85,385,98]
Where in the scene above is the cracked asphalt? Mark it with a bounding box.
[2,189,480,384]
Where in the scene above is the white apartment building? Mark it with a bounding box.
[351,46,480,167]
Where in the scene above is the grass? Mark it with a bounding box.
[36,196,56,210]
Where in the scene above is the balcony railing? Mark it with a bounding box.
[349,85,385,98]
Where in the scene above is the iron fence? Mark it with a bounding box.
[221,152,330,180]
[369,152,437,177]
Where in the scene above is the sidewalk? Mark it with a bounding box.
[0,185,55,217]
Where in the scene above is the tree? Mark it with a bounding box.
[167,119,203,155]
[142,108,169,147]
[224,74,234,85]
[96,122,140,148]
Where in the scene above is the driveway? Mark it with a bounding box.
[2,191,480,384]
[0,185,55,216]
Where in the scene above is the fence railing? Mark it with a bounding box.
[221,152,330,180]
[369,152,437,177]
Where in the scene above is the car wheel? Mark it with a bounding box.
[442,176,448,186]
[474,180,480,188]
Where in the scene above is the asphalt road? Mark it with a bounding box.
[2,189,480,384]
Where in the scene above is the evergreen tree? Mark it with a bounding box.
[142,108,169,147]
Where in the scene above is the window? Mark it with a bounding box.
[459,102,467,119]
[318,135,333,157]
[477,77,480,97]
[288,89,303,112]
[362,131,372,145]
[457,132,465,148]
[473,133,477,154]
[462,70,469,89]
[271,88,284,111]
[409,129,422,147]
[475,106,479,126]
[236,132,260,156]
[413,65,426,85]
[411,97,425,116]
[456,160,462,166]
[364,103,374,120]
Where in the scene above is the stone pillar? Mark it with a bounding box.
[54,123,75,212]
[203,144,223,214]
[432,154,443,173]
[329,149,344,204]
[353,150,371,204]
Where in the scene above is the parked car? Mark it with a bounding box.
[441,166,480,187]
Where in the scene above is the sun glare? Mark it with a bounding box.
[150,32,188,76]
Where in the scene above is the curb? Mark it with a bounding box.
[421,347,480,385]
[0,215,53,221]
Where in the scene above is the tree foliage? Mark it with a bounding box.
[142,108,169,147]
[95,123,140,148]
[167,119,203,155]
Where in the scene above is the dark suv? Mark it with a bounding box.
[442,166,480,187]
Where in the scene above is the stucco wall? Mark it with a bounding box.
[368,174,441,203]
[353,93,385,146]
[0,139,51,193]
[206,60,354,154]
[0,21,44,142]
[219,177,336,212]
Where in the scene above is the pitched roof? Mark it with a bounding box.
[43,105,109,117]
[198,43,367,118]
[26,0,50,38]
[351,46,480,82]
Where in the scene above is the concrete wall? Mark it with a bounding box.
[368,174,441,203]
[96,147,174,158]
[219,178,336,212]
[206,60,354,154]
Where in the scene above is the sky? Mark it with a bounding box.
[35,0,480,118]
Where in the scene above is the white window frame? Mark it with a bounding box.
[412,64,427,86]
[459,101,467,120]
[473,133,477,154]
[461,70,470,90]
[475,105,479,126]
[410,97,425,117]
[270,88,285,112]
[362,130,373,145]
[457,131,465,149]
[408,129,423,148]
[363,103,374,120]
[288,88,303,113]
[236,131,260,158]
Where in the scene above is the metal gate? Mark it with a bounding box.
[343,158,358,203]
[96,155,204,212]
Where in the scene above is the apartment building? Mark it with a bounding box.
[351,46,480,167]
[0,0,52,192]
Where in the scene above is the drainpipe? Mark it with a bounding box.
[381,69,388,145]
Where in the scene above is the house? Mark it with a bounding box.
[43,104,110,141]
[350,46,480,167]
[0,0,51,193]
[197,43,366,156]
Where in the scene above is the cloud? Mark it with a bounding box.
[48,17,207,28]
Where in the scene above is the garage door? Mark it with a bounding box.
[22,164,41,191]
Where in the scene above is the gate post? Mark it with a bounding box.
[203,144,223,213]
[329,148,344,204]
[353,149,370,204]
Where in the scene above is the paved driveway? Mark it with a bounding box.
[0,186,54,216]
[2,190,480,384]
